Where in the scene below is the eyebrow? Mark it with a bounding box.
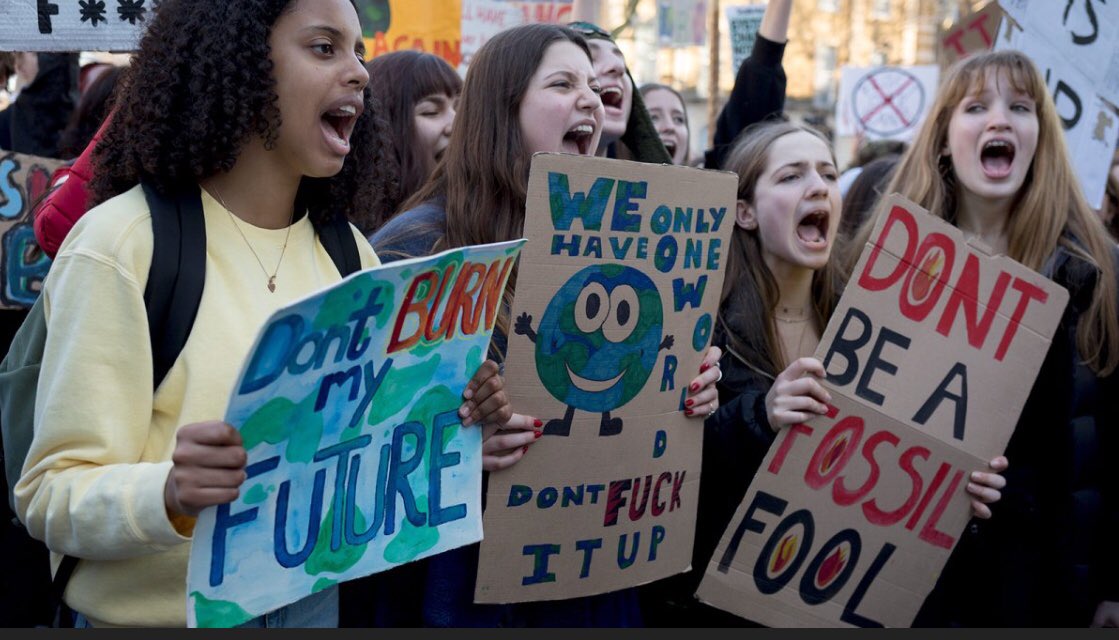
[303,25,365,55]
[773,160,836,172]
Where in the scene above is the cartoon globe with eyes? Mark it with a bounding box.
[514,264,672,437]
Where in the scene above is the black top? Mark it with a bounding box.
[703,34,787,171]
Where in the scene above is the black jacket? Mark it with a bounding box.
[703,35,787,170]
[916,245,1119,627]
[639,320,776,627]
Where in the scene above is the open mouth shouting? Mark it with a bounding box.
[600,86,625,116]
[563,122,597,155]
[979,138,1015,180]
[796,208,831,249]
[320,97,363,156]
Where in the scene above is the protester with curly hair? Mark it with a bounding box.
[12,0,511,628]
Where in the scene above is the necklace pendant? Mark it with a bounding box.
[268,276,276,293]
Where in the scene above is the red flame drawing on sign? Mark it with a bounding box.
[769,533,799,575]
[819,434,849,476]
[911,250,944,301]
[815,545,848,588]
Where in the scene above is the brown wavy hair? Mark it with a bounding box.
[719,120,844,378]
[361,51,462,233]
[390,23,593,342]
[88,0,393,226]
[846,50,1119,375]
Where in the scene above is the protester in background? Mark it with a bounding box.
[836,153,901,241]
[641,83,689,165]
[57,65,122,160]
[0,52,78,157]
[567,21,671,164]
[639,119,1006,626]
[703,0,792,170]
[16,0,410,627]
[847,50,1119,628]
[837,138,908,197]
[1099,151,1119,243]
[344,23,722,628]
[359,50,462,234]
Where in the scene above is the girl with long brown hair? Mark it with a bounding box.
[846,50,1119,627]
[357,51,462,233]
[640,119,1007,626]
[348,23,722,627]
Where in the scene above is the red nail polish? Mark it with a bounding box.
[522,445,529,454]
[685,408,694,416]
[534,430,542,439]
[690,382,700,393]
[533,418,543,428]
[700,362,710,373]
[685,399,695,408]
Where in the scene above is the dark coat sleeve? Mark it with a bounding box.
[704,34,787,170]
[8,53,78,158]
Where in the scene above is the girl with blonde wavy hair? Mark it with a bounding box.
[847,50,1119,627]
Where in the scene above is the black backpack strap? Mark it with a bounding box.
[48,555,79,627]
[141,182,207,389]
[45,184,206,626]
[313,213,362,277]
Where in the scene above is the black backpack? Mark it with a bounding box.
[0,182,362,627]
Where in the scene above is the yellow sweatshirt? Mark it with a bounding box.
[15,185,379,627]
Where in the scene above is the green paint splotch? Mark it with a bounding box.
[304,503,368,576]
[464,345,482,381]
[240,390,324,463]
[312,578,338,594]
[242,484,274,505]
[312,279,396,332]
[191,591,254,629]
[383,496,440,564]
[360,354,442,431]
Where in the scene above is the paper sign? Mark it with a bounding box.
[657,0,708,48]
[0,152,62,309]
[835,66,940,142]
[938,1,1002,67]
[358,0,463,68]
[995,6,1119,210]
[0,0,151,51]
[460,0,573,72]
[726,5,766,73]
[999,0,1119,107]
[186,240,524,628]
[474,154,737,603]
[696,195,1069,626]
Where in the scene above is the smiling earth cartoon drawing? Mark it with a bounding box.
[515,264,672,436]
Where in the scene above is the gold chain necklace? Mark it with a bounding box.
[211,186,294,293]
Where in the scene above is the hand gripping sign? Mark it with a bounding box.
[696,194,1069,627]
[187,240,524,628]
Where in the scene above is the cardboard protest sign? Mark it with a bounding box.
[0,0,150,51]
[186,240,524,628]
[0,152,62,309]
[726,4,765,73]
[835,66,940,142]
[995,5,1119,210]
[460,0,573,72]
[938,1,1002,68]
[357,0,463,68]
[697,195,1069,626]
[474,154,737,603]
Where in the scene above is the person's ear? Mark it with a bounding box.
[735,199,757,230]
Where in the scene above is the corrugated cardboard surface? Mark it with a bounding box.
[697,194,1069,626]
[475,153,737,603]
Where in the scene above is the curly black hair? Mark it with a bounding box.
[90,0,393,226]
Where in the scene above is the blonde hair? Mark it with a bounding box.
[847,50,1119,375]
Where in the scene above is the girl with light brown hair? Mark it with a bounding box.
[847,49,1119,627]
